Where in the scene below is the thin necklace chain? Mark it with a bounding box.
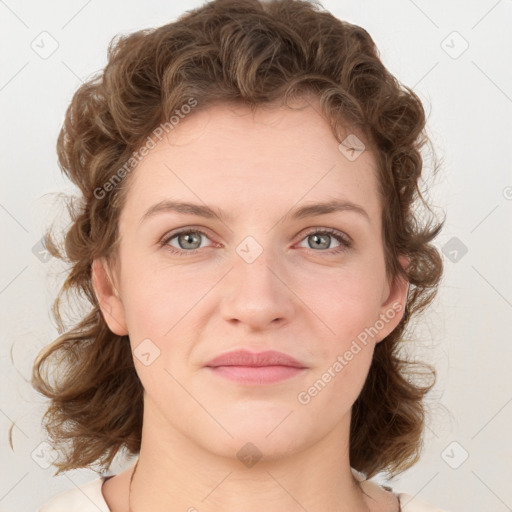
[128,462,387,512]
[128,459,139,512]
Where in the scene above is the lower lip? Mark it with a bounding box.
[207,365,306,384]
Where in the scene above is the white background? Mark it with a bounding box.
[1,1,511,511]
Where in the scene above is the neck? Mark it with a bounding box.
[127,402,374,512]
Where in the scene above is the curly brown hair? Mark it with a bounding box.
[24,0,445,480]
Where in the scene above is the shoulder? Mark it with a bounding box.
[38,476,111,512]
[351,468,450,512]
[397,491,453,511]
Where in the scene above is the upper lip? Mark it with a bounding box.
[205,349,307,369]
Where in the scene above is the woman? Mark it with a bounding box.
[32,0,449,510]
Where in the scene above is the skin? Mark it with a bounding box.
[93,96,409,512]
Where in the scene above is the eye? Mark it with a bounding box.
[160,229,213,255]
[297,228,352,254]
[159,227,352,256]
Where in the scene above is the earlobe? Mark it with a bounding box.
[91,258,128,336]
[375,255,410,343]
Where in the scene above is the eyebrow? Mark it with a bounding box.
[138,198,370,225]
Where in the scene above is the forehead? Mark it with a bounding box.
[120,100,381,228]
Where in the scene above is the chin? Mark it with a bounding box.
[198,414,311,462]
[206,434,303,466]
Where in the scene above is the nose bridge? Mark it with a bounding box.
[220,233,293,327]
[236,235,278,287]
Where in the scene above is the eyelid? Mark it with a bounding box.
[159,226,217,250]
[159,226,353,255]
[301,226,353,245]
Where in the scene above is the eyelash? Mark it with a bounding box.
[159,227,353,256]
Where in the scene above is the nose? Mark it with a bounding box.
[219,241,296,331]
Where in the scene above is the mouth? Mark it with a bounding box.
[206,365,306,385]
[204,349,308,385]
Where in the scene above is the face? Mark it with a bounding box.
[93,98,408,462]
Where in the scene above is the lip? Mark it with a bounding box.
[205,349,308,385]
[205,349,307,369]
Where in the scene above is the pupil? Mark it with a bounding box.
[311,234,329,249]
[182,232,199,249]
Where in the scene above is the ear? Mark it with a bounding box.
[375,254,410,343]
[91,257,128,336]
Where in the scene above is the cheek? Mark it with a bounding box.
[302,268,383,342]
[299,269,382,397]
[296,332,374,426]
[119,255,209,336]
[118,259,222,387]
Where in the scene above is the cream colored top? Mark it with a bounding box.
[38,473,450,511]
